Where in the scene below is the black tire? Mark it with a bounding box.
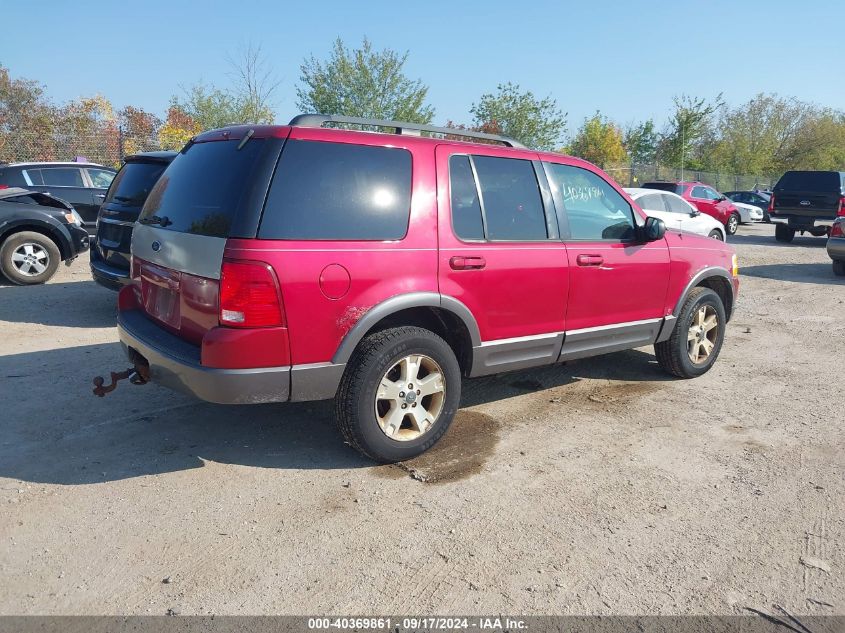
[725,213,740,235]
[0,231,61,285]
[708,229,724,241]
[833,260,845,277]
[335,326,461,463]
[775,223,795,243]
[655,287,727,379]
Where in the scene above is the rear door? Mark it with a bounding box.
[544,161,670,358]
[23,166,96,226]
[635,192,680,231]
[689,185,723,222]
[435,144,569,374]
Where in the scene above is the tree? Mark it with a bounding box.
[470,83,566,151]
[118,106,161,156]
[567,112,628,167]
[53,95,120,165]
[623,119,658,165]
[157,106,201,150]
[170,83,244,131]
[227,43,280,124]
[0,64,56,161]
[297,37,434,123]
[658,94,723,169]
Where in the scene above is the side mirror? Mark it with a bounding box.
[690,208,701,217]
[718,195,727,202]
[642,216,666,242]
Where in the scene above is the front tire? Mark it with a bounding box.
[833,260,845,277]
[775,223,795,243]
[708,229,724,241]
[0,231,61,285]
[726,213,740,235]
[335,326,461,463]
[655,287,726,379]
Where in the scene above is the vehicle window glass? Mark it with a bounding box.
[87,168,115,189]
[637,194,666,212]
[665,194,692,214]
[775,171,840,192]
[691,186,709,199]
[705,188,721,200]
[545,163,636,241]
[140,138,267,238]
[105,162,169,208]
[449,155,484,240]
[472,156,547,241]
[22,169,43,186]
[260,140,412,240]
[40,168,84,187]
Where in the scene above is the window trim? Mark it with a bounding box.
[543,161,639,243]
[448,152,558,244]
[28,166,86,189]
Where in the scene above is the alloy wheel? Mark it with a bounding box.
[687,305,719,364]
[11,243,50,277]
[375,353,445,441]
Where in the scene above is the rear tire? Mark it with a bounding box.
[833,260,845,277]
[726,213,740,235]
[655,287,726,379]
[0,231,61,285]
[775,224,795,243]
[708,229,724,241]
[335,326,461,463]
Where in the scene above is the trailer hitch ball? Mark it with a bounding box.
[92,364,149,398]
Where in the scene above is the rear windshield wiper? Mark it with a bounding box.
[139,215,172,227]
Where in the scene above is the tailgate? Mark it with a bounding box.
[774,191,840,219]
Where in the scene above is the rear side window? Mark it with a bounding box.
[775,171,841,192]
[449,155,484,240]
[637,193,667,212]
[87,168,116,189]
[105,162,169,208]
[473,156,547,241]
[260,140,412,240]
[40,168,85,187]
[664,194,692,214]
[545,163,636,241]
[140,139,267,238]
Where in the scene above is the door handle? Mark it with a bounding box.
[450,256,486,270]
[576,254,604,267]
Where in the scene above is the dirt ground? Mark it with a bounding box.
[0,222,842,616]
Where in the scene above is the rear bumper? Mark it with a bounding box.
[118,309,290,404]
[90,245,130,291]
[828,236,845,261]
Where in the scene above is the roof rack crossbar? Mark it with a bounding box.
[288,114,526,149]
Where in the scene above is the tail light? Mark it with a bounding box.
[0,185,9,190]
[768,195,776,214]
[837,196,845,217]
[832,221,845,238]
[219,260,285,328]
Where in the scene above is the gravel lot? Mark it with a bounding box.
[1,222,842,616]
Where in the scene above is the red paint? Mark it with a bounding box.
[319,264,352,299]
[201,326,290,369]
[676,182,739,226]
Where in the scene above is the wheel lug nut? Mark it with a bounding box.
[399,392,405,398]
[401,403,407,409]
[412,403,417,407]
[408,384,413,389]
[416,389,421,395]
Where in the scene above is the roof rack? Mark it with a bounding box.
[288,114,526,148]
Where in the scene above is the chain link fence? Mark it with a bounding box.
[605,163,775,192]
[0,129,164,168]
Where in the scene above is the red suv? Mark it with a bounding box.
[643,181,742,235]
[114,116,739,462]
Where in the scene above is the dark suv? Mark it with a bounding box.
[769,170,845,242]
[0,161,116,231]
[111,116,739,463]
[90,152,176,290]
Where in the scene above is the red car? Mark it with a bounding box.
[643,181,742,235]
[111,116,739,463]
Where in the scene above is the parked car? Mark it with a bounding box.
[724,190,772,222]
[112,116,739,463]
[769,170,845,242]
[0,187,90,284]
[642,181,742,235]
[731,201,764,224]
[828,218,845,276]
[0,161,116,232]
[624,187,726,241]
[90,151,176,290]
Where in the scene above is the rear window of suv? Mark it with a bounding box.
[105,161,169,208]
[775,171,842,192]
[139,139,267,238]
[259,140,412,240]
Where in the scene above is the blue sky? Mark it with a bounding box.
[2,0,843,137]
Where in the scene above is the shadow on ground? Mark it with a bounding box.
[741,262,844,285]
[729,232,828,248]
[0,341,670,485]
[0,280,117,328]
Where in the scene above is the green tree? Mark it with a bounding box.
[623,119,658,165]
[470,82,566,151]
[567,112,628,167]
[658,94,723,169]
[0,64,56,161]
[297,37,434,123]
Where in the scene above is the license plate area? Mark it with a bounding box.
[139,261,182,329]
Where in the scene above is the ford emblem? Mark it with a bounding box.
[151,240,162,252]
[800,200,811,206]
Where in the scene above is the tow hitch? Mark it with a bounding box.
[92,361,150,397]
